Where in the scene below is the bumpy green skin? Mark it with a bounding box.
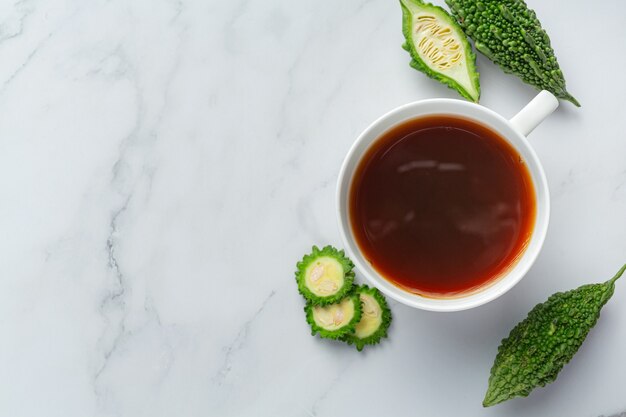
[400,0,480,102]
[446,0,579,106]
[343,285,392,351]
[295,245,355,305]
[305,294,363,340]
[484,264,626,407]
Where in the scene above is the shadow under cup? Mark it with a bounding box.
[337,100,549,311]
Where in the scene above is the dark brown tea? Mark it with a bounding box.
[350,115,536,297]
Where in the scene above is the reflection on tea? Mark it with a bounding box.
[349,115,536,297]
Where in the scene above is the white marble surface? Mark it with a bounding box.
[1,0,625,416]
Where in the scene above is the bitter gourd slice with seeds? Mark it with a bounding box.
[305,294,363,340]
[400,0,480,102]
[295,245,355,305]
[343,285,392,351]
[484,264,626,407]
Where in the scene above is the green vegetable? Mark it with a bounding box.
[484,264,626,407]
[343,285,392,351]
[305,294,363,340]
[446,0,579,106]
[295,245,355,305]
[400,0,480,102]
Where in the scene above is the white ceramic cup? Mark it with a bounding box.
[337,91,558,312]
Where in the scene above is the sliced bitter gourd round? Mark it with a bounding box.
[400,0,480,102]
[343,285,392,351]
[295,245,355,305]
[305,294,363,340]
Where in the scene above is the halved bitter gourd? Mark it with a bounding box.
[305,294,363,339]
[400,0,480,102]
[343,285,392,351]
[295,245,355,305]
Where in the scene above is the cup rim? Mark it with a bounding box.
[336,98,550,312]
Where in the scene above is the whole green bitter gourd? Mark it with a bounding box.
[484,264,626,407]
[445,0,579,106]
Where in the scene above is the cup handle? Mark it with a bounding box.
[509,90,559,137]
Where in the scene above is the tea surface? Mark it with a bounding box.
[350,115,536,297]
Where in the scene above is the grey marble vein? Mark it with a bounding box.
[95,197,131,381]
[213,290,276,386]
[0,0,625,416]
[308,358,355,417]
[0,0,33,44]
[0,31,51,93]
